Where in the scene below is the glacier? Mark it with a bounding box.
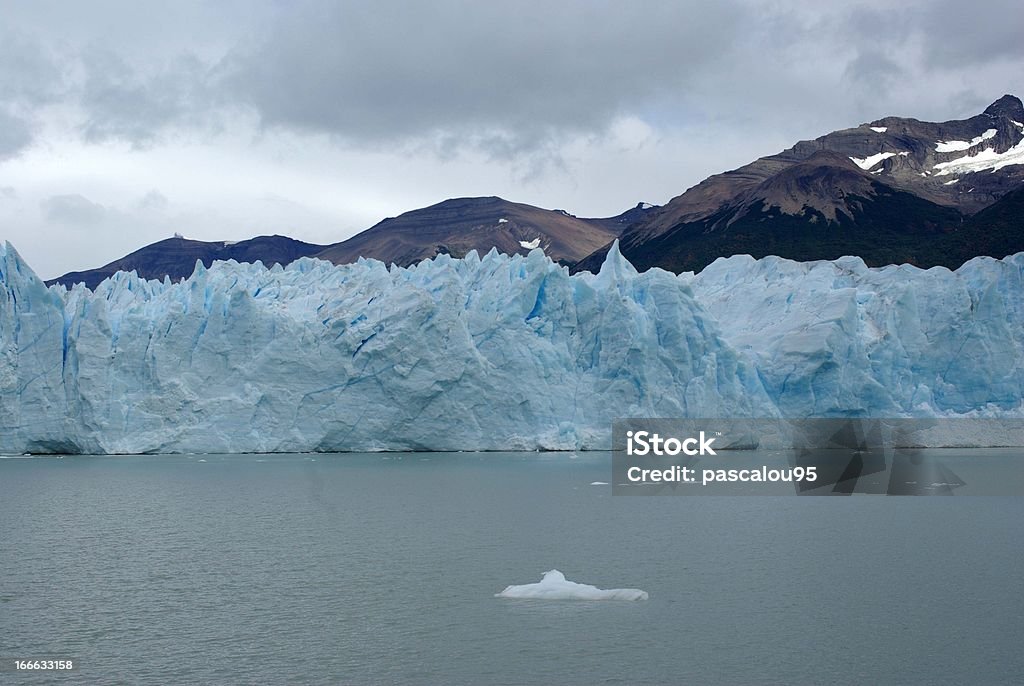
[0,241,768,453]
[685,253,1024,419]
[1,240,1023,454]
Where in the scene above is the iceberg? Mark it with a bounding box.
[495,570,649,601]
[2,239,1024,454]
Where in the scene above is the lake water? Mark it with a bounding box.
[2,452,1023,685]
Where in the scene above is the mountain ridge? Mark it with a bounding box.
[46,235,328,290]
[45,95,1024,286]
[313,196,656,267]
[47,198,659,288]
[575,94,1024,274]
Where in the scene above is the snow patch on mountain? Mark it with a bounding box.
[519,238,541,250]
[850,152,897,170]
[933,138,1024,176]
[935,128,998,153]
[869,126,888,133]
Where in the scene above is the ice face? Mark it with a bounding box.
[495,570,649,601]
[0,241,770,454]
[685,253,1024,419]
[3,239,1024,454]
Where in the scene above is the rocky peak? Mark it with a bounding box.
[983,94,1024,120]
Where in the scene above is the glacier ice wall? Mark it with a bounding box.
[3,240,1024,454]
[0,242,770,453]
[686,253,1024,419]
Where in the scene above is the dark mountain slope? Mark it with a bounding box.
[576,95,1024,274]
[314,196,647,267]
[48,235,327,289]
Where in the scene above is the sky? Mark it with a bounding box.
[1,0,1022,280]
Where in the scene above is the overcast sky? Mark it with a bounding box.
[1,0,1022,279]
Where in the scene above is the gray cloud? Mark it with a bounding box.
[0,30,64,158]
[0,30,67,106]
[0,1,1022,161]
[218,0,747,154]
[79,48,217,146]
[843,51,905,91]
[913,0,1024,67]
[0,110,33,159]
[138,189,169,211]
[41,194,109,225]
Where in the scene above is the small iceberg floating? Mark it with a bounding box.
[495,570,648,601]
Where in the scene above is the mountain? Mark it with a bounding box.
[313,196,656,267]
[47,235,328,290]
[49,198,658,289]
[949,184,1024,260]
[581,201,660,234]
[576,94,1024,273]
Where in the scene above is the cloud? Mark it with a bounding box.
[0,110,33,159]
[843,51,905,90]
[0,30,67,106]
[216,0,747,154]
[1,0,1023,164]
[913,0,1024,67]
[78,48,218,147]
[41,194,109,225]
[138,189,169,211]
[0,31,68,157]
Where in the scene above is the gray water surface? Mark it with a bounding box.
[1,452,1022,685]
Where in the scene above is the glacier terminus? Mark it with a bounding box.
[2,241,1023,454]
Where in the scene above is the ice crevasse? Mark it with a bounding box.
[1,240,1023,454]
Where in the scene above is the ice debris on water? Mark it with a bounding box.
[495,570,649,601]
